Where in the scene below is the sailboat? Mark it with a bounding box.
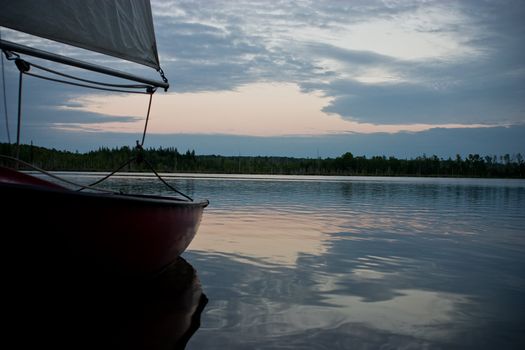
[0,0,208,275]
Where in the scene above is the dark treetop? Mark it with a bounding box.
[1,143,523,178]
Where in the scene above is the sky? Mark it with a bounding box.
[1,0,524,158]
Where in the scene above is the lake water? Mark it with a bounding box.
[55,173,525,349]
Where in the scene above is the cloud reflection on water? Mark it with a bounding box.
[323,289,470,340]
[186,206,477,348]
[185,248,479,349]
[191,209,336,267]
[182,176,524,349]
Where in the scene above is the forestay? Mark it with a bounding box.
[0,0,160,70]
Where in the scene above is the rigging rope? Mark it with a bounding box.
[0,154,115,193]
[80,156,136,190]
[28,61,151,89]
[1,153,193,201]
[24,71,150,94]
[14,60,28,165]
[1,54,195,201]
[78,150,193,201]
[1,48,10,143]
[141,152,193,201]
[140,91,154,146]
[1,29,11,143]
[157,67,168,88]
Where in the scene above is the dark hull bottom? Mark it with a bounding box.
[1,167,208,276]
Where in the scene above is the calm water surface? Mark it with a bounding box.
[59,173,525,349]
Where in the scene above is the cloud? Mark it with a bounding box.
[318,74,524,125]
[1,0,524,154]
[147,0,525,126]
[152,3,328,92]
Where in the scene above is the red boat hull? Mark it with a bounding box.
[1,166,208,275]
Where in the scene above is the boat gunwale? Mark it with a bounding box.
[0,181,209,208]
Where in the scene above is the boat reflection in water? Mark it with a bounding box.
[8,256,207,350]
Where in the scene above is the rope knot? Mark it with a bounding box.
[15,59,30,73]
[135,140,144,163]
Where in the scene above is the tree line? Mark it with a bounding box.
[1,142,524,178]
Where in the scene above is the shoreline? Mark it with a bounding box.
[26,170,525,182]
[2,143,524,179]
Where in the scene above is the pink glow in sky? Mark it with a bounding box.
[59,83,490,136]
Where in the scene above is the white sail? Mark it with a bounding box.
[0,0,160,70]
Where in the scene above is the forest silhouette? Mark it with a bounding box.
[1,143,523,178]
